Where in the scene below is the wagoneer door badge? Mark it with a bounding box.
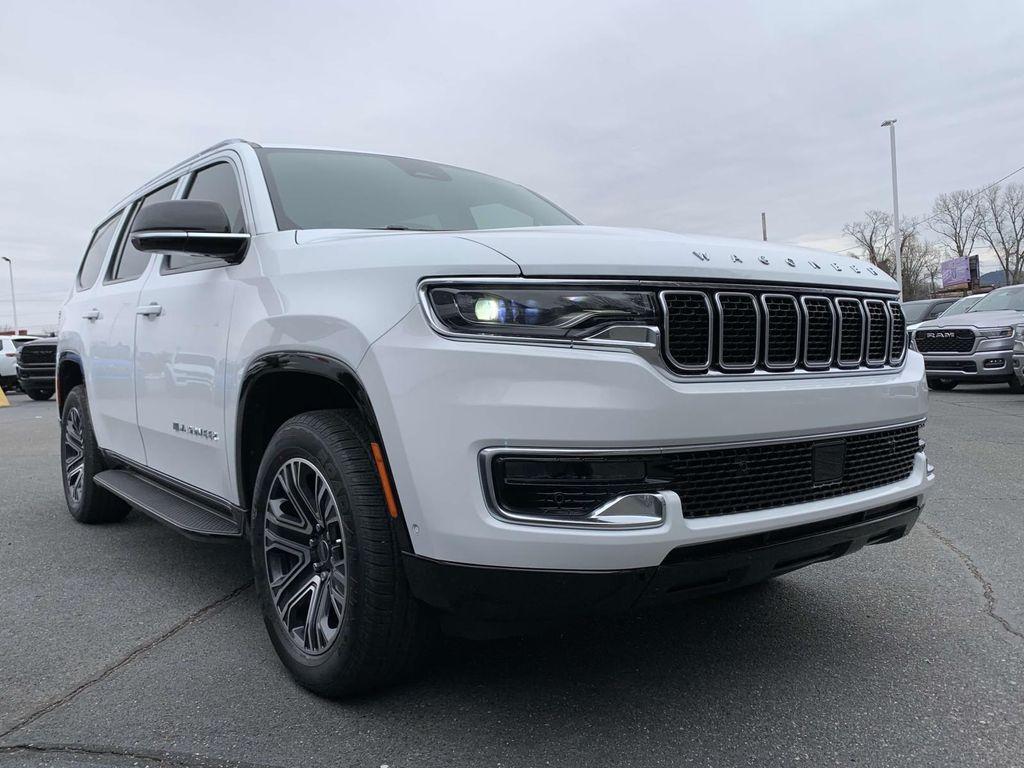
[786,258,796,267]
[758,255,770,265]
[731,254,742,263]
[809,260,821,269]
[831,262,843,271]
[172,422,219,441]
[692,251,710,262]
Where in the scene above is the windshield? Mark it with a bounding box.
[901,301,932,323]
[968,285,1024,313]
[257,148,579,232]
[941,295,983,316]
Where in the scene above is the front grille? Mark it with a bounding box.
[914,329,975,353]
[489,424,921,520]
[18,344,56,366]
[659,425,920,518]
[925,360,977,372]
[662,287,904,375]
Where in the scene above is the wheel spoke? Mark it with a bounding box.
[263,457,348,655]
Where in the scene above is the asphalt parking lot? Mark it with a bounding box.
[1,389,1022,768]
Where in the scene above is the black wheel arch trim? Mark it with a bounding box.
[236,351,415,551]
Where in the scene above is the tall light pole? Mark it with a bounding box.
[1,257,17,331]
[880,119,902,298]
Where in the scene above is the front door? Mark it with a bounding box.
[133,159,247,500]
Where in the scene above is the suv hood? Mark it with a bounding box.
[294,225,896,291]
[457,226,896,291]
[915,309,1024,330]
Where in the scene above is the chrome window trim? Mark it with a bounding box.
[659,290,713,372]
[863,299,889,366]
[760,293,801,370]
[835,297,866,368]
[714,291,760,371]
[478,418,926,528]
[799,295,836,369]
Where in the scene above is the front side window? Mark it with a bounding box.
[166,162,246,271]
[110,182,177,281]
[256,148,578,232]
[969,285,1024,313]
[77,212,121,290]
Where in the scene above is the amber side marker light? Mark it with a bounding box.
[370,442,399,519]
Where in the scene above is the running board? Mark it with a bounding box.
[93,469,243,540]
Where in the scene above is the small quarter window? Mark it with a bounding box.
[77,213,121,290]
[167,163,245,271]
[110,181,177,282]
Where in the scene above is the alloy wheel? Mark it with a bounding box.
[63,406,85,506]
[264,458,348,655]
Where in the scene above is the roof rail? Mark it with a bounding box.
[175,138,262,169]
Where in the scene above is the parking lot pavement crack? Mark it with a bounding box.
[0,583,252,742]
[0,742,285,767]
[934,399,1024,420]
[923,522,1024,643]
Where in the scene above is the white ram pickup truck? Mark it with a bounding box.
[57,139,934,696]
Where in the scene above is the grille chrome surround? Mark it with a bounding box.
[661,288,905,377]
[835,298,865,367]
[660,291,713,372]
[714,292,760,371]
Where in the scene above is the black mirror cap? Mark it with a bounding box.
[129,200,248,262]
[132,200,231,234]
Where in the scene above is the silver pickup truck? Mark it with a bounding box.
[911,284,1024,392]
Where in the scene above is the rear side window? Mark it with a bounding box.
[166,163,245,271]
[77,214,121,290]
[110,182,177,282]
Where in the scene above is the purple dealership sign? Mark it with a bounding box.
[941,257,970,288]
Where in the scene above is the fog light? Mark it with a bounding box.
[983,358,1005,369]
[473,297,502,322]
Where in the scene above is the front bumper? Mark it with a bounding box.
[405,498,923,620]
[923,349,1024,382]
[360,309,932,571]
[15,366,55,387]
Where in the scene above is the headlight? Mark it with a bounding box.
[1014,324,1024,352]
[979,327,1013,338]
[423,283,658,340]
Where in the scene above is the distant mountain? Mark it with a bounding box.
[980,270,1007,288]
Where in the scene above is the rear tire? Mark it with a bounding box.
[25,388,54,401]
[60,385,131,524]
[251,409,428,697]
[927,378,958,391]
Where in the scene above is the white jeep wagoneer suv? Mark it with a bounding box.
[57,139,934,696]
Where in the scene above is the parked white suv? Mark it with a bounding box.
[1,335,38,391]
[57,139,934,696]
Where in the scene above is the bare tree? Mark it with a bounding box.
[979,184,1024,285]
[900,235,942,300]
[929,189,982,260]
[843,211,922,292]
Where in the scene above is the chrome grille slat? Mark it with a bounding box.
[715,292,759,370]
[835,298,865,367]
[661,287,904,376]
[864,299,889,365]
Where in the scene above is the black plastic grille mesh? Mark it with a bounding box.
[491,425,921,520]
[718,294,758,368]
[763,296,799,367]
[889,303,907,361]
[803,298,834,366]
[660,425,920,517]
[18,344,56,366]
[663,292,711,368]
[865,301,888,362]
[914,329,975,353]
[836,299,863,364]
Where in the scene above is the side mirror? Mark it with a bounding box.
[130,200,249,263]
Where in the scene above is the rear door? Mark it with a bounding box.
[133,158,248,499]
[71,181,178,462]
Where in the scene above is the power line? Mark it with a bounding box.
[836,161,1024,254]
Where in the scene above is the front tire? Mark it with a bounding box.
[251,409,427,697]
[25,387,54,401]
[927,378,958,391]
[60,385,131,524]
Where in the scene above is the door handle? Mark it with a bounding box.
[82,309,101,321]
[136,302,163,317]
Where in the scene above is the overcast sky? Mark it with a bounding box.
[2,0,1023,330]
